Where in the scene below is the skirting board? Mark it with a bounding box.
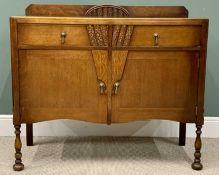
[0,115,218,138]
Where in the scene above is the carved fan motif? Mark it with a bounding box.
[85,5,133,46]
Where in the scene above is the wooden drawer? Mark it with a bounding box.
[130,26,202,47]
[18,24,90,46]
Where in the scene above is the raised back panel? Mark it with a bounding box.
[26,4,188,18]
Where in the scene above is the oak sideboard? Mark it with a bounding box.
[10,4,208,171]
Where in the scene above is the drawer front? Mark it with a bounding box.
[130,26,201,47]
[18,24,201,48]
[18,24,90,46]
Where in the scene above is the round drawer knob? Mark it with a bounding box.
[153,33,159,46]
[60,32,67,44]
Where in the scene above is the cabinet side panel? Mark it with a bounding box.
[10,18,21,125]
[196,21,209,125]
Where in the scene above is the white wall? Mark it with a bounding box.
[1,115,218,138]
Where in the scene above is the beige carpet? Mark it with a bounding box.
[0,137,218,175]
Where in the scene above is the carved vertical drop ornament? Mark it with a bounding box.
[85,5,134,95]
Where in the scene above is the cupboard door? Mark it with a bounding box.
[112,51,199,123]
[19,50,108,123]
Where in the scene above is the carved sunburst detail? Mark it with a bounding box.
[85,5,133,47]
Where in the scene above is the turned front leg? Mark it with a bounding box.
[192,125,203,170]
[13,125,24,171]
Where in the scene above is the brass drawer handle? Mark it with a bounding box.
[99,81,106,94]
[60,32,67,44]
[113,81,120,95]
[153,33,159,46]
